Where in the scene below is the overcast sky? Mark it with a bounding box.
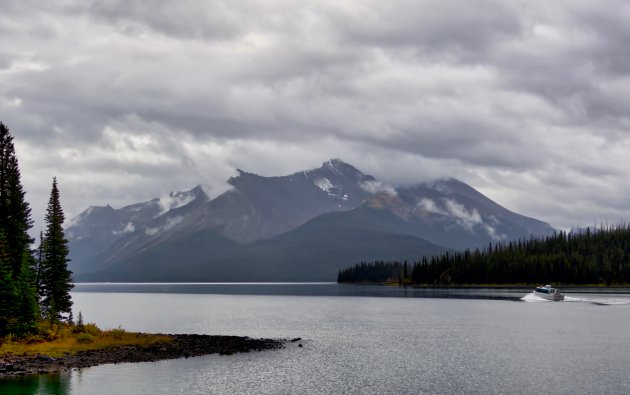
[1,0,630,231]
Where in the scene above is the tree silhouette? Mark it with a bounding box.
[40,178,74,322]
[0,122,38,334]
[339,225,630,286]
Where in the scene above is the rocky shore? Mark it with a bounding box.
[0,334,284,378]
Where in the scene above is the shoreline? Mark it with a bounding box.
[340,283,630,292]
[0,334,284,379]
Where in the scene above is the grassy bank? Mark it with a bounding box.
[1,328,284,378]
[0,323,171,358]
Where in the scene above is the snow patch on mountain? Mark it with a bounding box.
[314,177,334,192]
[145,216,184,236]
[360,180,398,197]
[324,159,345,176]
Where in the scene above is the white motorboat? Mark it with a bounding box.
[534,285,564,301]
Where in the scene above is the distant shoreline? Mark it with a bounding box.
[340,282,630,292]
[0,334,284,379]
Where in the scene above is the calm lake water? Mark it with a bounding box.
[2,283,630,394]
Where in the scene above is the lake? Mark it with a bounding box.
[2,283,630,394]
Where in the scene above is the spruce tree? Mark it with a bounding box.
[35,231,44,296]
[0,121,34,278]
[0,232,17,335]
[13,251,39,334]
[0,122,38,334]
[40,178,73,322]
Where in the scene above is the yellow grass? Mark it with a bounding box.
[0,324,172,358]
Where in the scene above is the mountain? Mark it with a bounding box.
[364,178,555,250]
[76,207,449,282]
[68,159,556,281]
[210,158,375,242]
[68,159,375,275]
[66,185,209,274]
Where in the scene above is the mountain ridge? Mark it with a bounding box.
[67,159,556,281]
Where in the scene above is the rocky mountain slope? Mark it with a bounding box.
[68,159,555,281]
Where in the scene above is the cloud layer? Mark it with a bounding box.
[1,0,630,231]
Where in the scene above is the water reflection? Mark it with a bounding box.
[72,282,630,302]
[3,286,630,394]
[0,373,70,395]
[73,282,531,300]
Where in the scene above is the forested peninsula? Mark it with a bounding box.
[338,226,630,286]
[0,122,283,378]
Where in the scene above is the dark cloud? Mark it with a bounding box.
[1,0,629,231]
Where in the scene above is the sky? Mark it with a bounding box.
[1,0,629,232]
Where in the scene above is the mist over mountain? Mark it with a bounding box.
[365,178,555,250]
[68,159,555,281]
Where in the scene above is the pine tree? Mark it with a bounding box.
[40,178,73,322]
[0,122,38,334]
[76,311,84,330]
[13,251,39,334]
[0,121,34,278]
[0,232,18,335]
[35,231,44,297]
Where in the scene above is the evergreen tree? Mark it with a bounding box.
[40,178,73,322]
[35,231,44,297]
[0,232,17,335]
[0,121,34,278]
[76,311,84,330]
[13,251,39,334]
[338,225,630,286]
[0,122,38,334]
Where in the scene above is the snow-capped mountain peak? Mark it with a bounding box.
[67,160,556,282]
[323,158,346,176]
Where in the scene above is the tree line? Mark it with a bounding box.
[0,122,73,337]
[338,226,630,285]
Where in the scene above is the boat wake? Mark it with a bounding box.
[521,292,630,305]
[521,292,549,302]
[566,296,630,305]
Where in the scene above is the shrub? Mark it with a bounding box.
[42,328,58,341]
[75,332,95,344]
[110,327,126,340]
[83,323,101,337]
[71,325,84,334]
[23,334,45,344]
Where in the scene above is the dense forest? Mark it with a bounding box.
[0,122,73,337]
[338,227,630,285]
